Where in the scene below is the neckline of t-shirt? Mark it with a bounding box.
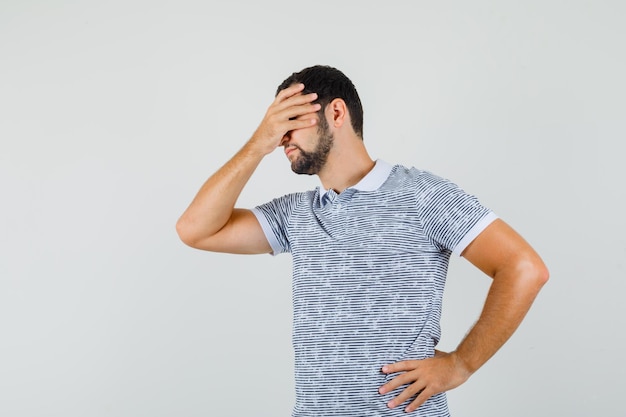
[317,159,394,203]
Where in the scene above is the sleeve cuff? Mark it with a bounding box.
[452,211,498,256]
[251,207,283,256]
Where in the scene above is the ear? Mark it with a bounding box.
[326,98,348,129]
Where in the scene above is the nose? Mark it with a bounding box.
[280,131,292,146]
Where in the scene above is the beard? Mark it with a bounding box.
[290,118,334,175]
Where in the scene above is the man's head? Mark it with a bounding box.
[276,65,364,139]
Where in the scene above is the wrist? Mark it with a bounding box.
[450,350,475,379]
[242,137,273,159]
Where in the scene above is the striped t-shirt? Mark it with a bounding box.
[252,160,496,417]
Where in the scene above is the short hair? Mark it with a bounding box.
[277,65,364,138]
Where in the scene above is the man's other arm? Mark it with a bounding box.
[452,218,550,374]
[380,219,549,412]
[176,83,320,254]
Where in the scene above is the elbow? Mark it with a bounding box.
[495,253,549,294]
[537,263,550,286]
[529,264,549,295]
[520,256,550,292]
[176,216,200,248]
[530,250,550,287]
[536,263,550,291]
[176,211,227,251]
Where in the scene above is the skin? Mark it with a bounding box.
[176,83,320,254]
[176,82,549,412]
[286,113,334,175]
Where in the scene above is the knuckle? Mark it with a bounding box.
[421,387,436,399]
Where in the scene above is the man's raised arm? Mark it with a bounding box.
[176,83,320,254]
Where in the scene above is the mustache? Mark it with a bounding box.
[285,144,304,152]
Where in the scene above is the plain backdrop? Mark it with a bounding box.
[1,1,625,416]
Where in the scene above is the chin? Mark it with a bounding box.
[291,165,317,176]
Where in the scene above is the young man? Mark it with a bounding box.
[176,65,549,416]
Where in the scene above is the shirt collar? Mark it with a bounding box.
[318,159,393,204]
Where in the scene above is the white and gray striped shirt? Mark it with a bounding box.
[253,160,497,417]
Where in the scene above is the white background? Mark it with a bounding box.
[1,1,624,416]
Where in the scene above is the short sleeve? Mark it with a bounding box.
[414,171,497,256]
[252,192,304,255]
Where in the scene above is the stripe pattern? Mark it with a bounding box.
[254,164,493,417]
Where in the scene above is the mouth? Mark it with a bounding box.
[284,145,299,157]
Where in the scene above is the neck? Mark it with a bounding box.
[317,135,375,193]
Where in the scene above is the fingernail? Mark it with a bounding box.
[381,365,389,372]
[387,400,396,408]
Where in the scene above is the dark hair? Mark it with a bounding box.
[276,65,364,138]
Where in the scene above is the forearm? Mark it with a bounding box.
[453,259,548,374]
[176,140,264,245]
